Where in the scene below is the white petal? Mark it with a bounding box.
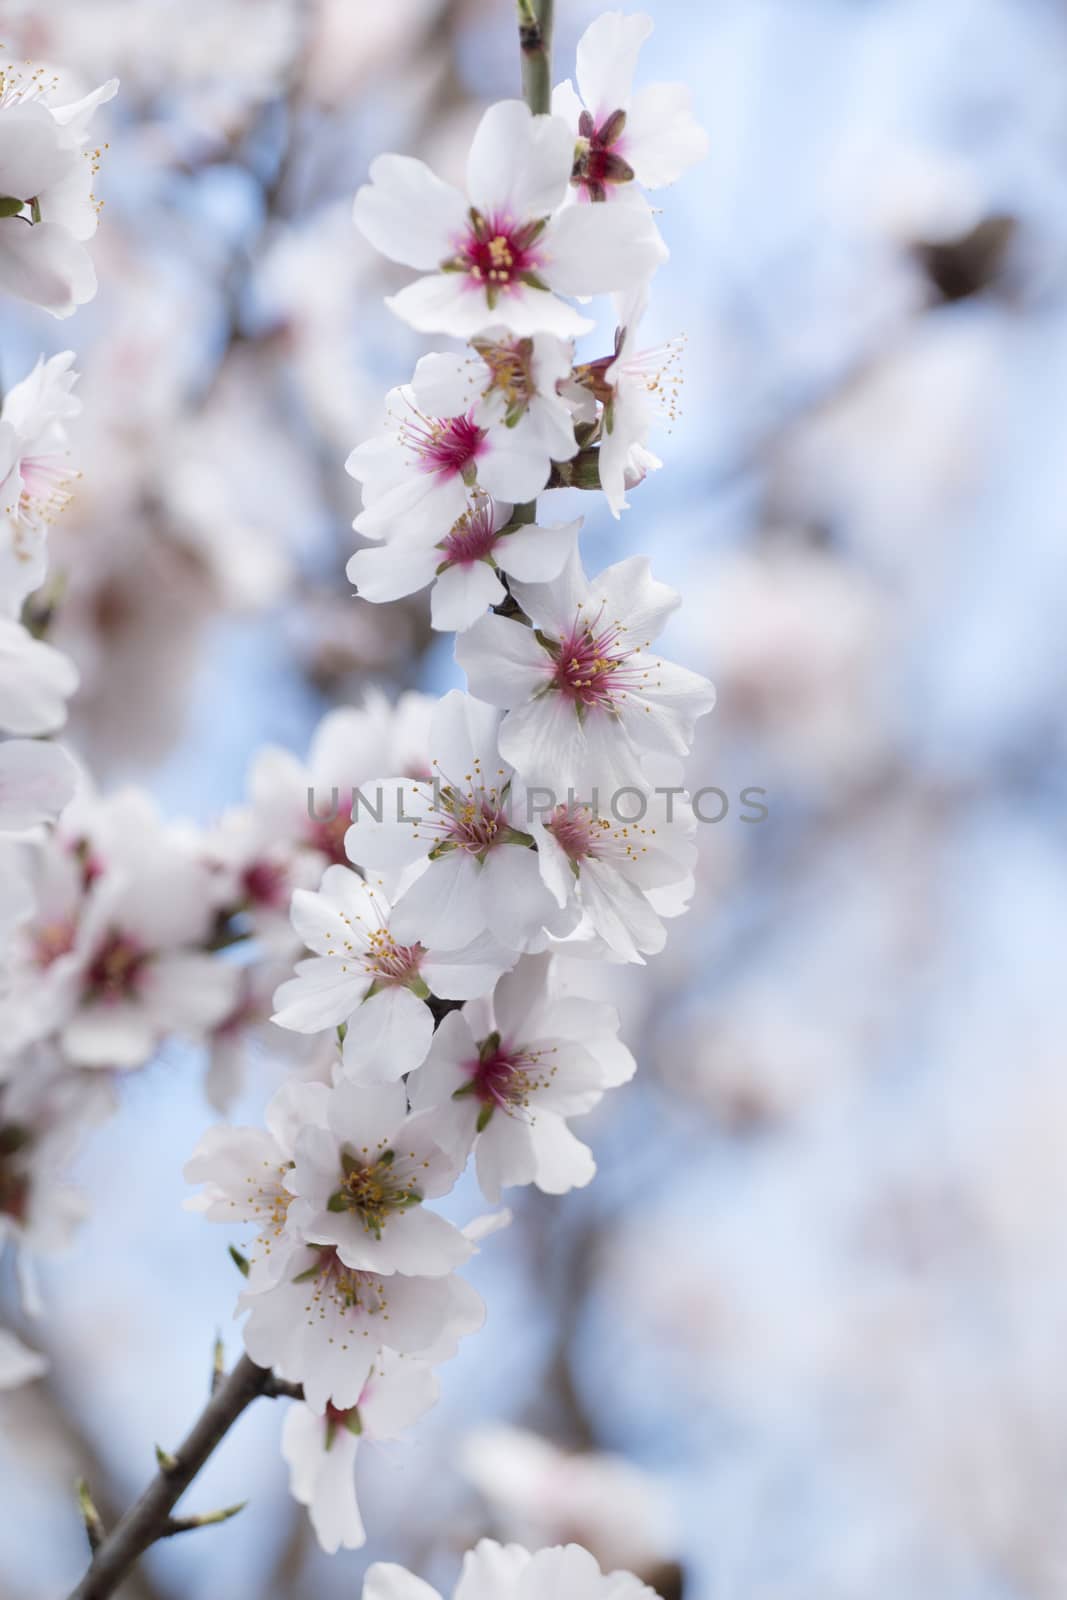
[365,1565,443,1600]
[575,11,653,119]
[465,100,573,220]
[0,220,95,317]
[353,154,467,269]
[455,613,550,707]
[0,738,76,830]
[341,984,434,1082]
[543,204,667,298]
[431,561,506,633]
[496,518,581,583]
[626,81,710,188]
[348,540,440,604]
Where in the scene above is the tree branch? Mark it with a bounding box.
[66,1354,301,1600]
[518,0,554,116]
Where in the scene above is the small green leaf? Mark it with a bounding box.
[228,1246,250,1278]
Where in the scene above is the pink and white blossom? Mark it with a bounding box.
[0,351,80,614]
[271,865,511,1084]
[456,552,715,794]
[353,99,666,339]
[348,493,581,633]
[410,954,634,1203]
[553,12,708,202]
[362,1540,658,1600]
[346,691,564,952]
[286,1078,472,1278]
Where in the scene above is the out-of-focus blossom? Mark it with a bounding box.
[363,1540,657,1600]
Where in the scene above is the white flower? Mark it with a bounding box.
[352,99,666,338]
[571,289,681,517]
[271,865,511,1084]
[349,492,581,634]
[530,790,695,963]
[0,351,80,615]
[456,552,715,794]
[362,1540,658,1600]
[0,738,76,832]
[0,617,78,735]
[287,1079,472,1277]
[410,954,634,1203]
[240,1240,483,1412]
[346,691,563,952]
[347,376,562,545]
[183,1077,332,1284]
[411,336,579,488]
[553,12,708,202]
[282,1351,439,1553]
[0,1326,46,1387]
[0,71,118,316]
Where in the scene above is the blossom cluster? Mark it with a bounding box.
[184,9,713,1553]
[0,8,712,1568]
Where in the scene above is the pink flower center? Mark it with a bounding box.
[462,1033,556,1111]
[84,931,148,1004]
[363,929,424,986]
[400,405,486,481]
[549,613,642,710]
[574,109,634,200]
[440,499,500,567]
[242,859,289,908]
[460,212,543,291]
[545,802,602,862]
[441,790,508,853]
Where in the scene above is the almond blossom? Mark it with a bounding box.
[529,790,696,963]
[271,864,510,1083]
[456,552,715,794]
[553,11,709,203]
[282,1351,439,1553]
[346,690,565,952]
[352,98,667,338]
[348,493,581,633]
[286,1078,473,1278]
[410,954,634,1203]
[0,68,117,315]
[240,1241,483,1414]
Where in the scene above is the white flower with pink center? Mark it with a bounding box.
[410,955,634,1203]
[240,1238,484,1413]
[456,552,715,794]
[411,334,579,489]
[183,1078,332,1285]
[347,690,566,953]
[348,492,581,634]
[530,790,696,963]
[0,351,80,615]
[271,864,511,1085]
[553,12,709,203]
[282,1351,439,1554]
[352,99,667,339]
[286,1079,472,1277]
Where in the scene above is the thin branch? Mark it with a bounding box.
[518,0,554,116]
[66,1355,298,1600]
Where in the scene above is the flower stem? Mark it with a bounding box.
[66,1354,301,1600]
[517,0,554,119]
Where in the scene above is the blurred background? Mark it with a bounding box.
[2,0,1067,1596]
